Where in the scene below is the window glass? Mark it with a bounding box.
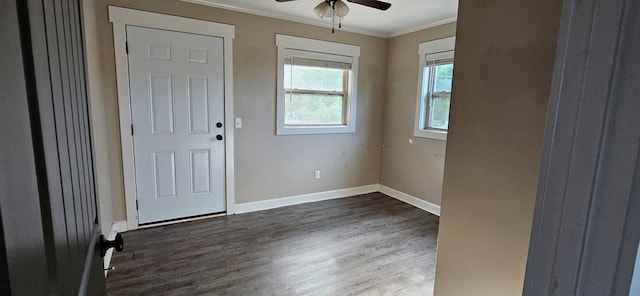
[433,64,453,92]
[283,63,348,126]
[284,64,344,92]
[427,63,453,130]
[284,93,344,125]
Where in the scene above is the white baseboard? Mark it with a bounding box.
[110,184,439,258]
[104,220,127,277]
[235,184,380,214]
[379,185,441,216]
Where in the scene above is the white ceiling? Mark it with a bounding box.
[181,0,458,38]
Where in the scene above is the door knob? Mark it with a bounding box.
[100,233,124,258]
[216,134,223,141]
[216,122,223,128]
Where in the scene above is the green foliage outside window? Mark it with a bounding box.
[285,93,343,125]
[427,63,453,130]
[284,64,347,125]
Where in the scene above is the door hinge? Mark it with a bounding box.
[131,124,134,135]
[125,41,129,54]
[136,200,138,210]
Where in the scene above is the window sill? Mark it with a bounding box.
[277,125,355,135]
[414,129,447,141]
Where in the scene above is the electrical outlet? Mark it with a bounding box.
[235,118,242,128]
[314,170,321,180]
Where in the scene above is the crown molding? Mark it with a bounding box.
[387,17,457,38]
[181,0,389,37]
[182,0,457,38]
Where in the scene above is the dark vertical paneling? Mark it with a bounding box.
[41,0,79,293]
[25,0,72,293]
[68,0,92,237]
[64,0,90,253]
[1,0,105,294]
[57,0,89,290]
[64,0,87,243]
[0,0,55,294]
[524,0,640,294]
[74,0,98,226]
[54,0,87,263]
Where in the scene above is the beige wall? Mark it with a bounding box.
[83,0,120,234]
[432,0,562,294]
[84,0,388,223]
[380,23,457,206]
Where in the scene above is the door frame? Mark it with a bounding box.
[108,6,236,230]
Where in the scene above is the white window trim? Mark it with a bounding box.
[414,36,456,141]
[276,34,360,135]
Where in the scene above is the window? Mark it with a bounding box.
[414,37,455,140]
[276,34,360,135]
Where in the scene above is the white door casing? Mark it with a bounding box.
[109,7,235,230]
[127,26,225,224]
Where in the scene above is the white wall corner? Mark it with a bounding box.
[104,220,128,277]
[235,184,379,214]
[378,185,441,216]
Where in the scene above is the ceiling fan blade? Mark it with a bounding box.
[275,0,299,2]
[346,0,392,10]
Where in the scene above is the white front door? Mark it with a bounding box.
[127,25,225,224]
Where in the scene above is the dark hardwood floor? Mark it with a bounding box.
[106,192,439,295]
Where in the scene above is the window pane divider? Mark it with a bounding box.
[285,89,345,96]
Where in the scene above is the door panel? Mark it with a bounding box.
[188,76,210,134]
[127,26,226,224]
[0,0,106,294]
[150,74,175,134]
[191,149,212,194]
[154,152,178,198]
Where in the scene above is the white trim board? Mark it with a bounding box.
[108,6,236,230]
[111,184,441,228]
[234,184,441,217]
[103,220,127,277]
[388,17,458,38]
[379,185,441,216]
[235,184,379,214]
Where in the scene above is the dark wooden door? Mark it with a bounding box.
[1,0,106,295]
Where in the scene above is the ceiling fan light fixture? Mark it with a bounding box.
[314,1,331,18]
[277,0,391,34]
[334,0,349,18]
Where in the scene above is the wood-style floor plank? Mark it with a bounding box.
[106,193,439,295]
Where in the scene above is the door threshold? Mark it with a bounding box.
[138,212,227,229]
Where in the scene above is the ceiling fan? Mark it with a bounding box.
[276,0,392,33]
